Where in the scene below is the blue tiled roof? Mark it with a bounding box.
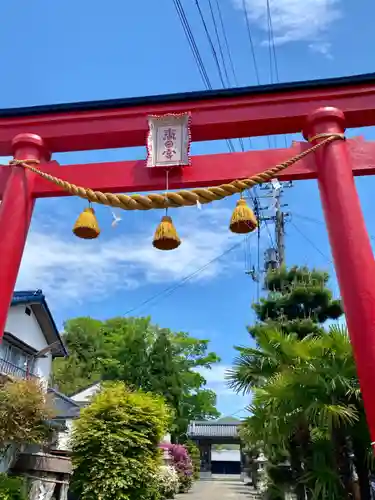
[11,290,67,357]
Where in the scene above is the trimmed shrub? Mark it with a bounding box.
[156,465,179,499]
[71,381,171,500]
[0,379,52,447]
[167,445,193,493]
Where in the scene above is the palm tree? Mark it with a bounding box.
[227,326,371,499]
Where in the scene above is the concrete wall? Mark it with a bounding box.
[211,450,240,462]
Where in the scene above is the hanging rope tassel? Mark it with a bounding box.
[229,198,258,234]
[73,207,100,239]
[153,215,181,251]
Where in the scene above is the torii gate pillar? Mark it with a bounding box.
[304,107,375,446]
[0,134,50,336]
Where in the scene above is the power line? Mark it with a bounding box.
[266,0,279,83]
[293,213,375,250]
[173,0,235,153]
[241,0,260,85]
[173,0,270,277]
[207,0,230,86]
[123,239,245,317]
[173,0,212,89]
[194,0,245,152]
[290,220,333,264]
[194,0,227,88]
[214,0,238,86]
[293,213,325,226]
[264,0,288,149]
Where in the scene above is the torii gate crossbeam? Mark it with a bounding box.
[1,73,375,446]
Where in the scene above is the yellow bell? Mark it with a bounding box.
[73,207,100,239]
[229,199,258,234]
[153,215,181,251]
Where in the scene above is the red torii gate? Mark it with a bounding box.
[1,73,375,443]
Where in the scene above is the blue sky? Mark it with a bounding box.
[1,0,375,416]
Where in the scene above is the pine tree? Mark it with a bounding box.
[228,266,373,499]
[250,265,343,340]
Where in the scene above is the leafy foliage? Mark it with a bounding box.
[228,266,373,499]
[71,382,171,500]
[185,441,200,480]
[52,317,220,439]
[166,444,193,493]
[0,475,26,500]
[251,266,343,339]
[156,466,179,499]
[0,379,53,447]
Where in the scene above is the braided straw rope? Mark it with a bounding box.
[10,133,344,211]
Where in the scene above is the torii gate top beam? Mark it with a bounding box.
[0,73,375,155]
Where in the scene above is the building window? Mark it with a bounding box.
[0,339,36,378]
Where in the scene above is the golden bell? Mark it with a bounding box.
[153,215,181,251]
[73,207,100,239]
[229,199,258,234]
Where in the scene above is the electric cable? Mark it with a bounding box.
[173,0,235,153]
[194,0,244,152]
[290,220,333,264]
[207,0,230,86]
[266,0,279,83]
[173,0,212,90]
[173,0,271,280]
[214,0,239,86]
[265,0,288,149]
[241,0,261,85]
[293,211,375,244]
[123,239,245,317]
[194,0,227,88]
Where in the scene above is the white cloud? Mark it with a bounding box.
[308,41,333,59]
[234,0,341,50]
[17,204,258,305]
[196,364,251,416]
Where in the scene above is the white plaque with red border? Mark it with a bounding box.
[146,113,191,168]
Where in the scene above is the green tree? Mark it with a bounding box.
[71,382,171,500]
[52,316,221,438]
[148,331,184,435]
[250,266,343,340]
[52,317,105,394]
[228,266,372,500]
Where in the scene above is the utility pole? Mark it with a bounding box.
[244,181,291,281]
[261,180,291,272]
[275,190,285,267]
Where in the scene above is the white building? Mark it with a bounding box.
[0,289,71,489]
[70,381,101,405]
[0,289,67,388]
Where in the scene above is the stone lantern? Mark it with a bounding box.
[254,452,268,492]
[159,434,173,466]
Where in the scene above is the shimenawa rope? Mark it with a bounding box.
[9,133,344,211]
